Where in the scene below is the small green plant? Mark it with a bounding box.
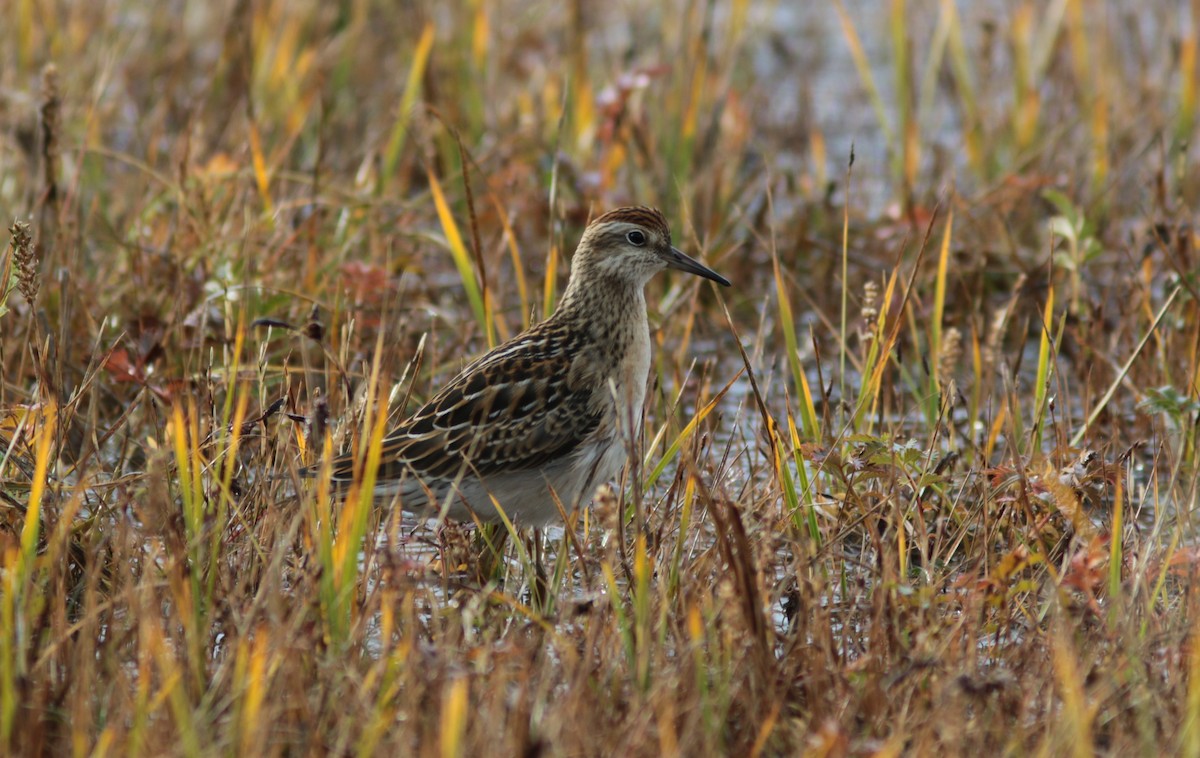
[1044,189,1102,315]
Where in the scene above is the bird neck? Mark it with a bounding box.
[555,269,648,334]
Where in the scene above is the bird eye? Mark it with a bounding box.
[626,230,647,246]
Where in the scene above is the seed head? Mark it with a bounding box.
[9,221,38,302]
[938,326,962,387]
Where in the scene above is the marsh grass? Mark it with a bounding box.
[2,1,1200,755]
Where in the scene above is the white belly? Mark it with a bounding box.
[436,436,630,524]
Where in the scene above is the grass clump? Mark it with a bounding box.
[2,1,1200,755]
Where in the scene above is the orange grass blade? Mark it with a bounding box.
[382,23,435,188]
[428,168,488,336]
[489,198,530,328]
[833,0,895,147]
[19,405,54,572]
[931,210,953,394]
[644,369,742,488]
[1178,31,1197,146]
[440,678,469,758]
[1049,622,1095,758]
[247,120,272,215]
[542,244,559,321]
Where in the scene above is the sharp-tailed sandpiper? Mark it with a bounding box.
[325,206,729,524]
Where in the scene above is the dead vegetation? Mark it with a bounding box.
[2,1,1200,755]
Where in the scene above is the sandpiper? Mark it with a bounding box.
[326,206,730,524]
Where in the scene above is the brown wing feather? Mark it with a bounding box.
[329,323,603,485]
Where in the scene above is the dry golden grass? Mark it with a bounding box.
[3,1,1200,755]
